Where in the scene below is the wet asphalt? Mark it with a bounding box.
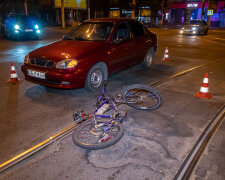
[0,28,225,179]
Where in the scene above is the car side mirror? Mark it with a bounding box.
[63,34,69,39]
[113,36,125,44]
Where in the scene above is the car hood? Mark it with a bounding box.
[183,24,199,29]
[29,40,108,62]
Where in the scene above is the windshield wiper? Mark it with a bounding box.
[63,34,73,40]
[74,36,90,41]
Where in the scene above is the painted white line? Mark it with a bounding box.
[200,38,225,46]
[210,30,225,33]
[206,36,225,41]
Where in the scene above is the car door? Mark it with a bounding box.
[202,20,209,32]
[109,22,136,73]
[128,20,152,63]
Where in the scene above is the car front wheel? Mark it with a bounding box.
[141,47,155,69]
[85,64,105,91]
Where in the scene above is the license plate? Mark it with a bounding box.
[27,70,45,79]
[25,29,33,32]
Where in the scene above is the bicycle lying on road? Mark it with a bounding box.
[72,82,162,150]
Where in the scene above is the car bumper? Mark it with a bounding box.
[179,29,198,34]
[21,65,86,89]
[13,29,40,37]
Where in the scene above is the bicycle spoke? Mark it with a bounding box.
[122,85,161,110]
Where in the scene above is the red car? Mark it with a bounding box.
[21,18,158,91]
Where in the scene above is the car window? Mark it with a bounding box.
[113,22,130,41]
[68,22,113,41]
[4,15,36,26]
[190,20,201,25]
[202,20,207,26]
[128,20,145,38]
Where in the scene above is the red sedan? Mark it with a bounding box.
[21,18,158,91]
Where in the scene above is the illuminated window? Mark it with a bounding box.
[109,10,120,17]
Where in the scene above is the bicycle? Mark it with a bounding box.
[72,82,162,150]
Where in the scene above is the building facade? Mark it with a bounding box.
[168,1,225,27]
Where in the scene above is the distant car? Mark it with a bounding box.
[180,20,209,35]
[21,18,158,91]
[1,15,41,40]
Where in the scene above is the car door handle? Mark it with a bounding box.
[145,39,152,43]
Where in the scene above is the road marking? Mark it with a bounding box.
[200,38,225,46]
[0,59,224,173]
[211,37,225,41]
[0,124,76,173]
[175,105,225,180]
[210,30,225,33]
[206,35,225,41]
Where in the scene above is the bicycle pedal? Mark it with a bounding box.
[73,112,84,123]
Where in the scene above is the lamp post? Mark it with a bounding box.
[24,0,28,15]
[131,0,136,19]
[207,0,211,28]
[161,0,165,28]
[201,0,206,20]
[61,0,65,28]
[88,0,90,20]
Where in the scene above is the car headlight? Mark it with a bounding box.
[14,24,20,30]
[35,25,39,29]
[24,54,29,64]
[56,59,78,69]
[181,27,184,29]
[191,27,197,30]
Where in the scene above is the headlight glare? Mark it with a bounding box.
[56,59,78,69]
[192,27,197,30]
[14,24,20,30]
[35,25,39,29]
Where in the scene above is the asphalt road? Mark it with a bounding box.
[0,28,225,179]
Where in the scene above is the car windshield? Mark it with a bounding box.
[190,20,201,25]
[66,22,113,41]
[9,15,37,24]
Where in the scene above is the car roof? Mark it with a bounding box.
[190,19,205,22]
[88,18,133,23]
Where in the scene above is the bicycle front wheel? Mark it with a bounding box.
[72,120,124,150]
[121,84,162,110]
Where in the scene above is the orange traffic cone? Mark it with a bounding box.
[162,47,170,61]
[8,62,20,83]
[195,73,211,99]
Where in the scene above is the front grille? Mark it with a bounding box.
[29,58,55,68]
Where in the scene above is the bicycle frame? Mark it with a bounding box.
[93,93,119,131]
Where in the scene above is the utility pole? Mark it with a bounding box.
[24,0,28,15]
[207,0,211,28]
[201,0,206,20]
[61,0,65,28]
[161,0,165,28]
[131,0,136,19]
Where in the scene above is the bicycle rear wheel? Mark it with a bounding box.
[72,120,124,150]
[121,84,162,110]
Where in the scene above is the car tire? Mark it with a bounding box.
[85,63,107,92]
[141,47,155,69]
[204,29,208,35]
